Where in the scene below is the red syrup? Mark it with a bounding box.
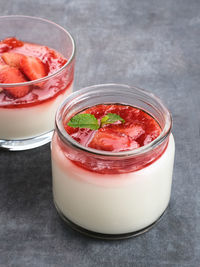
[0,37,74,108]
[60,104,168,174]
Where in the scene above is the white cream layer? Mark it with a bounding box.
[52,134,175,235]
[0,84,73,140]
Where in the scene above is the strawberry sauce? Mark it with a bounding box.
[61,104,168,174]
[65,104,162,152]
[0,37,73,108]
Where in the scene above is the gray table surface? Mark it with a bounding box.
[0,0,200,266]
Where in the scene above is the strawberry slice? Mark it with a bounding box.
[2,52,25,68]
[20,55,47,81]
[0,66,29,98]
[110,123,145,140]
[89,128,139,152]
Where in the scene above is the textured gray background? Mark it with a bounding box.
[0,0,200,266]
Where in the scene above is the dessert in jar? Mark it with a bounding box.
[0,16,75,150]
[51,84,175,239]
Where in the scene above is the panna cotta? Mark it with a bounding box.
[51,84,175,238]
[0,16,75,150]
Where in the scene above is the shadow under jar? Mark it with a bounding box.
[51,84,175,239]
[0,15,75,151]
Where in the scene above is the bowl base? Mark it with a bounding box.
[0,130,53,151]
[54,201,167,240]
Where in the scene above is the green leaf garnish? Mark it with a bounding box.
[67,114,99,130]
[100,113,125,127]
[67,112,125,130]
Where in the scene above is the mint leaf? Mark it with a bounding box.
[67,114,100,130]
[101,113,125,127]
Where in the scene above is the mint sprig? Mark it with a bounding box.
[67,112,125,130]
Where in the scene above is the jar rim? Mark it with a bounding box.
[55,83,172,158]
[0,15,76,87]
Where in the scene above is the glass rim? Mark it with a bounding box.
[0,15,76,87]
[55,83,172,158]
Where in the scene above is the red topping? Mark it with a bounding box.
[61,104,168,174]
[0,66,29,98]
[0,37,73,104]
[65,104,161,152]
[2,52,25,68]
[20,55,47,81]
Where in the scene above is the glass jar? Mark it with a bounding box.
[51,84,175,239]
[0,15,75,150]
